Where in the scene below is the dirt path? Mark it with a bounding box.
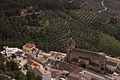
[99,0,108,13]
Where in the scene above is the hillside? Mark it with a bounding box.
[0,0,120,56]
[1,0,120,17]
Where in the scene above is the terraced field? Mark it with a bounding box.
[17,10,120,56]
[0,0,120,56]
[46,17,99,52]
[67,10,99,23]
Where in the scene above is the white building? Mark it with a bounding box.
[27,59,51,80]
[16,54,27,68]
[106,56,120,72]
[48,51,66,61]
[0,46,28,74]
[0,46,23,57]
[22,43,36,54]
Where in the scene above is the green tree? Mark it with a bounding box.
[26,70,35,80]
[98,32,120,56]
[6,60,19,71]
[15,71,27,80]
[33,75,42,80]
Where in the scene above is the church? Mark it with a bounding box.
[65,38,107,73]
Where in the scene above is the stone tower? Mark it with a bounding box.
[65,38,75,62]
[66,38,75,50]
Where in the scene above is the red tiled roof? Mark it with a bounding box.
[54,53,59,59]
[51,53,56,57]
[51,51,61,59]
[27,59,43,67]
[24,43,34,48]
[32,63,40,66]
[27,59,33,65]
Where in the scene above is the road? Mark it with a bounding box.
[99,0,108,13]
[80,1,87,7]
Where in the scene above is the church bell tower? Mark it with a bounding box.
[65,38,75,62]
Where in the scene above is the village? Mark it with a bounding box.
[0,38,120,80]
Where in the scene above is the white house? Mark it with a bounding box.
[0,46,23,57]
[106,56,120,72]
[22,43,36,54]
[48,51,66,61]
[27,59,51,80]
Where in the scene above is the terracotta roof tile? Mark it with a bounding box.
[27,59,43,67]
[24,43,34,48]
[51,51,62,59]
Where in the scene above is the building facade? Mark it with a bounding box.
[23,43,36,54]
[65,38,107,73]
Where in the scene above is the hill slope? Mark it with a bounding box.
[0,0,120,56]
[0,10,120,56]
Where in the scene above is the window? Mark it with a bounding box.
[57,57,60,59]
